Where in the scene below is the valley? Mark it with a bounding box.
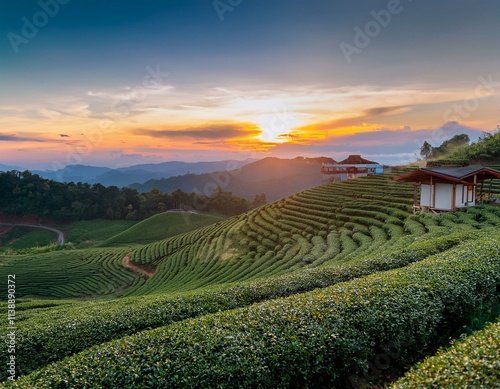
[1,159,500,387]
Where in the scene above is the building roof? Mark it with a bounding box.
[339,155,378,165]
[393,165,500,184]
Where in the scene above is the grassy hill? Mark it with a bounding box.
[1,163,500,386]
[67,219,138,247]
[102,211,225,246]
[1,172,420,299]
[0,220,138,253]
[0,227,58,252]
[0,212,224,252]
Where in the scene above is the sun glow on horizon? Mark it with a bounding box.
[254,109,306,144]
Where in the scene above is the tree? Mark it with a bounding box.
[430,134,470,158]
[171,189,189,210]
[252,193,267,208]
[209,187,251,216]
[420,141,433,159]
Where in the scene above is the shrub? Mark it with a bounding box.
[392,319,500,389]
[8,234,500,388]
[0,230,482,381]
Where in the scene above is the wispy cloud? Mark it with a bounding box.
[0,133,46,142]
[1,81,497,169]
[292,105,410,136]
[134,122,261,140]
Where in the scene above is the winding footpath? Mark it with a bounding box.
[0,223,65,244]
[122,254,155,277]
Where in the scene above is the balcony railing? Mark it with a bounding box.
[321,167,373,174]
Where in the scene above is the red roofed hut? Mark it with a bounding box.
[393,165,500,212]
[321,155,383,183]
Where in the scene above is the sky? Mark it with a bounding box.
[1,0,500,170]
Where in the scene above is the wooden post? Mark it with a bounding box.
[452,183,456,210]
[413,184,420,214]
[431,176,436,209]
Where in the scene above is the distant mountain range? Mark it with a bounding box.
[130,157,331,202]
[0,163,22,172]
[26,160,255,187]
[1,157,333,202]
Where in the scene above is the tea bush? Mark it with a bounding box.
[392,319,500,388]
[0,230,481,381]
[7,234,500,388]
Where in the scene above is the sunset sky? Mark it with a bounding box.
[1,0,500,170]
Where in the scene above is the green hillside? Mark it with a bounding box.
[426,131,500,166]
[102,211,225,246]
[8,233,499,388]
[1,161,500,386]
[0,227,57,252]
[67,219,138,247]
[1,172,422,299]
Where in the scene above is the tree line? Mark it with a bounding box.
[420,130,500,162]
[0,170,266,222]
[419,134,470,160]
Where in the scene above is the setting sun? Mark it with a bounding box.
[254,110,305,144]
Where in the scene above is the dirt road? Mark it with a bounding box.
[0,223,65,244]
[122,254,155,277]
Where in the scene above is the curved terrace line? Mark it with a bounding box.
[0,223,65,244]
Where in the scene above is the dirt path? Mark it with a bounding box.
[122,254,155,277]
[0,223,65,244]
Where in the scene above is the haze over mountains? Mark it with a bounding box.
[131,157,330,202]
[29,160,255,187]
[1,157,334,203]
[0,163,22,172]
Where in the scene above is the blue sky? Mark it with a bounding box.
[1,0,500,169]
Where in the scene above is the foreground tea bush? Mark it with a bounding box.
[8,234,500,388]
[392,319,500,389]
[1,231,474,381]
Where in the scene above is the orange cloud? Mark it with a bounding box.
[281,105,411,144]
[133,122,262,141]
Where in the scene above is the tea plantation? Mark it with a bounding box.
[392,318,500,388]
[1,169,500,387]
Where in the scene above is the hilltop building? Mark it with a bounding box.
[393,165,500,212]
[321,155,383,183]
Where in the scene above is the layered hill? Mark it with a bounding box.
[30,159,254,187]
[131,157,325,201]
[103,211,225,246]
[2,145,500,386]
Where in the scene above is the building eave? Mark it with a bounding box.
[393,166,500,184]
